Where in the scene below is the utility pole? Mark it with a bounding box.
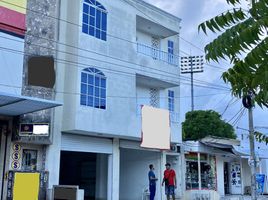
[181,55,204,111]
[249,105,257,200]
[249,1,258,199]
[243,92,257,200]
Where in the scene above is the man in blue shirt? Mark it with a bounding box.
[148,164,158,200]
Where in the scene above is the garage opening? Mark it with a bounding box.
[59,151,108,200]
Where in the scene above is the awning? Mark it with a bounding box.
[200,136,240,149]
[233,146,268,159]
[0,92,62,116]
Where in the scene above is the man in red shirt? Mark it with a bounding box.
[162,163,176,200]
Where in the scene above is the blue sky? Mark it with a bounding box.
[144,0,267,137]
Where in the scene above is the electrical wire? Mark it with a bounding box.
[0,34,230,90]
[0,77,230,99]
[0,0,228,72]
[0,43,230,91]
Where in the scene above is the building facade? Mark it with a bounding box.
[45,0,182,200]
[0,0,61,200]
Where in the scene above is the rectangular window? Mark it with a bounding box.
[81,83,87,94]
[88,85,94,95]
[89,26,95,36]
[100,88,106,98]
[102,12,107,31]
[168,90,174,112]
[100,98,106,109]
[96,10,101,29]
[101,31,106,41]
[22,149,38,171]
[185,153,217,190]
[89,16,95,26]
[95,76,100,87]
[87,96,94,107]
[81,71,106,109]
[81,73,87,83]
[96,29,101,39]
[83,4,89,13]
[81,95,87,105]
[94,97,100,108]
[168,40,174,64]
[82,23,89,34]
[100,78,106,88]
[83,14,89,24]
[90,6,95,16]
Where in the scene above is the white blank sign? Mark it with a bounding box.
[33,124,49,135]
[140,105,170,150]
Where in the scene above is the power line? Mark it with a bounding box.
[0,37,230,91]
[221,97,239,116]
[227,106,243,123]
[232,108,246,126]
[0,0,228,72]
[0,77,229,99]
[0,33,230,91]
[0,46,231,92]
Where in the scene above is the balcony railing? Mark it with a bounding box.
[137,43,179,66]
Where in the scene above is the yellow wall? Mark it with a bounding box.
[0,0,26,14]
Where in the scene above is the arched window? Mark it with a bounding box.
[80,68,106,109]
[82,0,107,41]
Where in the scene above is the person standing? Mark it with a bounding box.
[148,164,158,200]
[162,163,176,200]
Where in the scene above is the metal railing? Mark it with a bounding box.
[137,43,179,66]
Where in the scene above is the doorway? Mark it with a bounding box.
[224,162,230,195]
[0,121,8,200]
[59,151,108,200]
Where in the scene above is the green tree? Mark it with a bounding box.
[198,0,268,108]
[182,110,235,141]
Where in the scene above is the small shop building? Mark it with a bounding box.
[182,136,263,199]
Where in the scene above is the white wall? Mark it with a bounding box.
[0,33,23,95]
[216,156,224,196]
[57,0,181,143]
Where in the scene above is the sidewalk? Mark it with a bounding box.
[222,195,268,200]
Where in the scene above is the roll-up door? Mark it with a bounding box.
[61,133,112,154]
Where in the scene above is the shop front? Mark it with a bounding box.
[0,92,61,200]
[183,137,251,199]
[119,140,183,200]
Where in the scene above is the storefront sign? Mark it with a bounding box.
[256,174,265,194]
[11,161,20,170]
[12,152,20,160]
[13,143,21,151]
[11,143,21,170]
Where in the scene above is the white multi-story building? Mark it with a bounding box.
[46,0,182,199]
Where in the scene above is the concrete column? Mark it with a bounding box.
[160,151,166,200]
[45,116,62,190]
[107,155,112,200]
[240,158,244,195]
[108,138,120,200]
[216,156,224,196]
[198,153,201,190]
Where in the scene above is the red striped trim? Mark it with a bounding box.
[0,6,26,36]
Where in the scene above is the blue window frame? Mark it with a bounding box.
[82,0,107,41]
[80,67,106,109]
[168,40,174,64]
[168,90,174,112]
